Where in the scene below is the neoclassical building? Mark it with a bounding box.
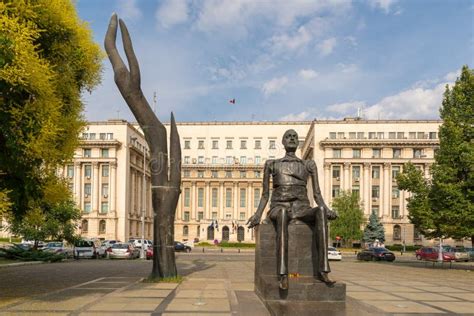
[48,118,448,247]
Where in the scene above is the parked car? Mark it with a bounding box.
[328,247,342,261]
[128,239,152,249]
[463,247,474,261]
[174,241,192,253]
[357,248,396,262]
[415,247,455,262]
[107,243,140,259]
[146,247,153,260]
[42,242,73,258]
[443,246,470,262]
[74,239,100,259]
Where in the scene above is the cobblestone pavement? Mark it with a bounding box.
[0,253,473,315]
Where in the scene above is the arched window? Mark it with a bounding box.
[81,220,88,233]
[222,226,230,241]
[207,226,214,240]
[237,226,245,242]
[414,227,422,240]
[393,225,401,240]
[183,225,189,236]
[99,220,106,234]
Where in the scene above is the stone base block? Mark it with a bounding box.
[264,300,346,316]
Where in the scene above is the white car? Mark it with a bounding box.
[128,239,152,249]
[328,247,342,261]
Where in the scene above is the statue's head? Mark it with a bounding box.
[282,129,298,153]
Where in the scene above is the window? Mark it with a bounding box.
[409,132,416,139]
[392,205,400,218]
[83,202,91,213]
[100,133,107,140]
[183,170,190,177]
[84,148,91,157]
[393,224,401,240]
[393,148,401,158]
[329,132,336,139]
[255,140,261,149]
[392,187,400,198]
[332,185,340,198]
[198,156,204,164]
[392,166,400,179]
[198,188,204,207]
[183,225,189,236]
[225,171,232,178]
[352,185,360,197]
[226,140,233,149]
[100,202,108,213]
[102,164,109,177]
[417,132,425,139]
[184,156,190,164]
[84,165,92,178]
[397,132,404,139]
[429,132,437,139]
[239,212,246,220]
[414,227,422,240]
[240,188,246,208]
[212,156,218,164]
[183,211,190,221]
[388,132,396,139]
[372,185,380,198]
[198,140,205,149]
[337,132,344,139]
[89,133,96,140]
[353,149,361,158]
[226,156,233,164]
[377,132,384,139]
[372,206,379,217]
[101,148,109,158]
[101,184,108,197]
[198,212,204,221]
[332,166,341,179]
[352,166,361,179]
[99,220,106,234]
[225,188,232,207]
[254,188,260,208]
[240,156,247,164]
[269,140,276,149]
[197,170,204,178]
[333,149,341,158]
[211,212,217,220]
[413,148,423,158]
[225,214,232,220]
[349,132,356,139]
[255,171,261,178]
[369,132,376,139]
[357,132,364,139]
[66,165,74,178]
[240,171,246,178]
[107,133,113,140]
[84,183,91,196]
[212,188,218,207]
[212,140,219,149]
[211,170,218,178]
[81,220,88,232]
[184,188,190,207]
[372,148,381,158]
[184,140,191,149]
[240,140,247,149]
[255,156,261,164]
[372,166,380,179]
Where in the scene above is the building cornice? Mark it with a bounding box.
[320,139,440,147]
[79,140,122,148]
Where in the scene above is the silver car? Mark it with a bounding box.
[107,243,140,259]
[42,242,73,258]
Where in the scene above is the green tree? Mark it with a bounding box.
[330,191,364,247]
[0,0,102,237]
[363,211,385,244]
[397,65,474,246]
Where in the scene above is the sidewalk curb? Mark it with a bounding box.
[0,261,45,269]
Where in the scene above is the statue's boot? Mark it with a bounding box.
[279,274,289,290]
[318,272,336,285]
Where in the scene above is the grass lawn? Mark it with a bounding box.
[0,258,19,265]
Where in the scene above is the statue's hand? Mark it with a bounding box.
[246,213,261,228]
[326,208,338,220]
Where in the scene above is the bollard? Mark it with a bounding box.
[202,247,204,253]
[238,248,240,253]
[221,248,223,253]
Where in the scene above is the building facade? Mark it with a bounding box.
[3,118,448,246]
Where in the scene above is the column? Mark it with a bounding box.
[219,182,224,219]
[92,162,100,213]
[205,182,211,220]
[110,162,117,214]
[130,169,135,215]
[382,162,391,218]
[343,162,351,191]
[323,163,331,201]
[247,183,253,218]
[233,182,239,220]
[363,163,371,216]
[74,162,82,205]
[424,163,431,179]
[191,182,196,220]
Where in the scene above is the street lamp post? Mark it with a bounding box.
[140,146,146,259]
[438,237,443,262]
[402,226,406,254]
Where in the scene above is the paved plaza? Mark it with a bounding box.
[0,252,473,315]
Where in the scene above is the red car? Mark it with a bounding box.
[415,247,455,262]
[146,247,153,260]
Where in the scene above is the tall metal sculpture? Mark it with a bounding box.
[105,14,181,278]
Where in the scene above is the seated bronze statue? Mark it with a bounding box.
[247,129,338,290]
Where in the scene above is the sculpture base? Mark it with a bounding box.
[255,223,346,315]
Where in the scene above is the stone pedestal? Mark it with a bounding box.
[255,222,346,316]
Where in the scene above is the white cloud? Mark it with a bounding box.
[317,37,337,56]
[299,69,318,80]
[337,63,358,73]
[155,0,189,28]
[280,111,313,121]
[262,76,288,97]
[327,101,366,114]
[115,0,142,21]
[444,70,460,82]
[269,26,312,53]
[368,0,398,14]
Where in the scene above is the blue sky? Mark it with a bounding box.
[76,0,474,122]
